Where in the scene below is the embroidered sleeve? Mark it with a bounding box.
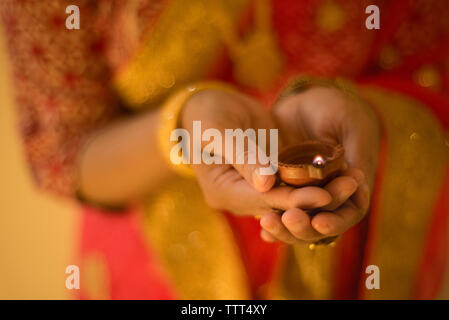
[0,0,124,197]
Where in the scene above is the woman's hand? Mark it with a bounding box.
[260,86,381,244]
[181,89,333,219]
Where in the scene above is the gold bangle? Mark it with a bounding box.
[158,81,237,177]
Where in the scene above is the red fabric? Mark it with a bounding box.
[413,166,449,299]
[225,214,280,299]
[366,0,412,64]
[79,206,175,299]
[358,76,449,128]
[333,218,369,299]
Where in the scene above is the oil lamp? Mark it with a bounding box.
[277,141,345,187]
[277,141,345,249]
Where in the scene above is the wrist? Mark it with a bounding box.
[181,89,227,131]
[158,82,238,177]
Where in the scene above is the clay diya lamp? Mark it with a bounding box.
[277,141,345,249]
[277,141,345,187]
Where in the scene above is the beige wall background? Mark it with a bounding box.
[0,28,79,299]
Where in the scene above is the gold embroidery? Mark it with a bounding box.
[143,177,250,299]
[114,0,249,109]
[270,244,336,300]
[212,0,284,89]
[315,0,346,33]
[359,86,448,299]
[413,65,441,89]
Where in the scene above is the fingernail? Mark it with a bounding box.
[260,216,277,233]
[252,170,263,185]
[319,223,331,235]
[349,177,359,191]
[253,170,270,190]
[313,220,331,235]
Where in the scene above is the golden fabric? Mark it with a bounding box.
[270,245,336,300]
[114,0,249,109]
[359,86,448,299]
[143,177,250,299]
[214,0,285,89]
[315,0,347,33]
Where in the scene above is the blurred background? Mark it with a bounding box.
[0,27,78,300]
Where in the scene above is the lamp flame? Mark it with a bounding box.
[312,155,326,168]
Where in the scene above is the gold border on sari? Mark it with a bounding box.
[113,0,249,110]
[142,177,250,299]
[269,244,337,300]
[359,86,448,299]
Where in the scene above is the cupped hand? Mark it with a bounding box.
[261,86,381,244]
[181,89,333,218]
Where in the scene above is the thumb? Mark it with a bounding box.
[232,147,278,193]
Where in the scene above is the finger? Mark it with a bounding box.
[281,208,324,242]
[311,202,364,236]
[194,163,280,216]
[184,102,277,193]
[342,108,381,189]
[343,168,370,212]
[262,186,332,211]
[322,176,358,211]
[260,212,298,244]
[203,121,277,193]
[260,229,278,243]
[232,149,277,193]
[194,164,261,214]
[194,163,331,217]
